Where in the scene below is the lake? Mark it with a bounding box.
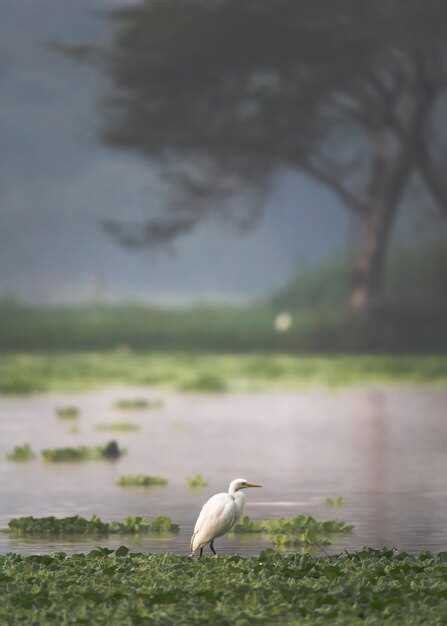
[1,385,447,556]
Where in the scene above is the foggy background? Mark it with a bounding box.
[1,0,443,305]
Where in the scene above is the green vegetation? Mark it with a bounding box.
[0,243,446,356]
[233,515,352,548]
[2,549,447,624]
[95,421,141,432]
[41,441,125,462]
[114,397,163,410]
[187,474,208,488]
[273,240,447,311]
[1,352,447,396]
[181,373,228,393]
[325,496,346,508]
[55,405,80,419]
[116,475,168,487]
[5,444,35,462]
[7,515,179,536]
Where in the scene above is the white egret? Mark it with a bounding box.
[190,478,262,556]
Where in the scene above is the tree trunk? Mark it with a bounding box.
[349,130,413,313]
[349,204,398,312]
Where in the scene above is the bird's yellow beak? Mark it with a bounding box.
[245,482,262,488]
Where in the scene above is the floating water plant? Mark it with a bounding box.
[41,440,125,462]
[114,398,163,410]
[6,444,35,462]
[186,474,208,488]
[109,516,178,534]
[7,514,178,536]
[180,373,227,393]
[116,475,168,487]
[232,514,352,548]
[1,549,446,625]
[55,406,80,419]
[95,421,141,432]
[325,496,345,508]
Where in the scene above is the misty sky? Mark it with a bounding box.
[0,0,439,304]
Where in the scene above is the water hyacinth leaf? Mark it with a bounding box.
[41,441,125,462]
[95,421,141,432]
[186,474,208,488]
[232,515,352,549]
[1,550,447,623]
[55,406,80,419]
[7,515,179,536]
[6,444,35,462]
[114,398,163,410]
[116,475,168,487]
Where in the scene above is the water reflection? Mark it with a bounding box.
[1,386,447,555]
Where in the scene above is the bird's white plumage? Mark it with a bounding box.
[191,493,236,552]
[233,491,246,522]
[190,478,260,555]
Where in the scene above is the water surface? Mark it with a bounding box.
[1,386,446,555]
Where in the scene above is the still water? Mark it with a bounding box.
[1,386,447,556]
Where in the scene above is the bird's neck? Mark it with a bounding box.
[233,491,246,521]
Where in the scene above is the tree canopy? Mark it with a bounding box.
[99,0,447,308]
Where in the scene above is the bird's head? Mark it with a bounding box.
[229,478,262,494]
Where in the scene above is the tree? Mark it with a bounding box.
[100,0,447,311]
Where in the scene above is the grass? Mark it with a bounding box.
[116,475,168,487]
[95,421,141,432]
[41,441,125,462]
[2,549,447,624]
[55,405,80,419]
[186,474,208,488]
[5,444,35,462]
[6,515,179,536]
[114,397,163,410]
[1,352,447,396]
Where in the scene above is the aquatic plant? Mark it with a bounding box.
[55,405,80,419]
[7,514,179,536]
[116,475,168,487]
[109,516,178,534]
[325,496,345,508]
[180,373,227,393]
[232,515,352,548]
[41,441,125,462]
[6,444,35,462]
[1,549,447,624]
[95,421,141,432]
[2,351,447,396]
[114,398,163,410]
[186,474,208,488]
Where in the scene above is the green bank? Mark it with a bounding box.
[1,352,447,395]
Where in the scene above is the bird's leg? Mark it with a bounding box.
[209,540,217,556]
[199,547,203,558]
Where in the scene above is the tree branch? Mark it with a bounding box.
[302,159,370,214]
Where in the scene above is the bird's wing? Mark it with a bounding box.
[191,493,236,552]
